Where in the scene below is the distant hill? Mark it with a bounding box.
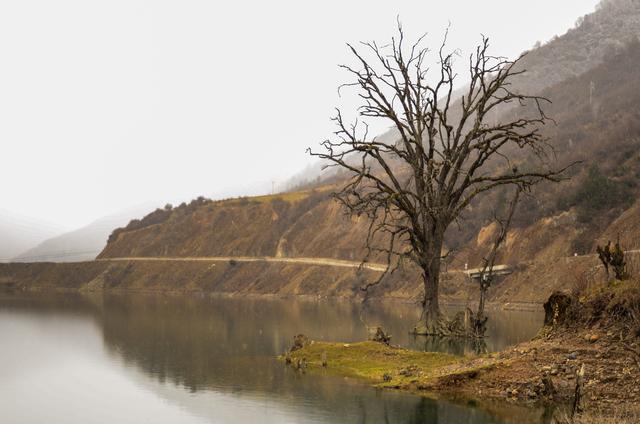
[0,211,64,262]
[511,0,640,94]
[13,204,156,263]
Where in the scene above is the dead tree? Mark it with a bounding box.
[474,187,521,337]
[310,23,570,335]
[572,364,586,418]
[597,239,629,282]
[596,242,612,281]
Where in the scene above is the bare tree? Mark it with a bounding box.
[474,187,521,338]
[310,24,570,335]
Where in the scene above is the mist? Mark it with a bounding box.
[1,0,600,230]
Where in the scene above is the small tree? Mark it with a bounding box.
[597,239,629,282]
[311,24,570,335]
[474,187,521,338]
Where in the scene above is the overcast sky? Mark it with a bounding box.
[1,0,601,229]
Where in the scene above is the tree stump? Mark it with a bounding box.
[572,364,586,417]
[291,334,310,352]
[541,375,557,399]
[368,326,392,345]
[544,292,572,327]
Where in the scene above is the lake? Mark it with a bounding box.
[0,292,546,423]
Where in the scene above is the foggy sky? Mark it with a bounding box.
[1,0,601,229]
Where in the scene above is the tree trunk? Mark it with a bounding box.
[572,364,586,417]
[422,262,443,333]
[474,279,489,338]
[413,234,447,335]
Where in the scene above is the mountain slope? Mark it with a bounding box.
[13,204,156,262]
[512,0,640,94]
[0,211,64,262]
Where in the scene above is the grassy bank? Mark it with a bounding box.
[284,341,469,387]
[283,281,640,422]
[283,339,511,400]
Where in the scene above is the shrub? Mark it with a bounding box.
[566,165,633,222]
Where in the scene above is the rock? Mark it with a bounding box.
[567,352,578,360]
[589,334,600,343]
[399,365,421,377]
[382,373,392,382]
[291,334,310,352]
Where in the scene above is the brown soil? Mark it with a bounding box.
[428,326,640,410]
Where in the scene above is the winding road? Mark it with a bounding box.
[97,256,388,272]
[97,249,640,276]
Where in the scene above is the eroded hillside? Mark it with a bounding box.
[98,191,376,261]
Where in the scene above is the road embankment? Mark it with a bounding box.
[0,253,603,306]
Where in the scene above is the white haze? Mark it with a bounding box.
[0,0,601,229]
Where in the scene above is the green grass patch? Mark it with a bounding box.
[251,191,310,203]
[285,341,463,387]
[220,191,312,206]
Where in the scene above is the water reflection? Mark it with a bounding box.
[0,293,544,423]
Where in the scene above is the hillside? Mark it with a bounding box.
[98,192,373,261]
[13,204,156,263]
[0,211,64,262]
[512,0,640,95]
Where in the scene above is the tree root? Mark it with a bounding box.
[412,309,485,338]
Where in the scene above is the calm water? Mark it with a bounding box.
[0,292,545,423]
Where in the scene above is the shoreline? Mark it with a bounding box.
[0,285,544,312]
[282,317,640,420]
